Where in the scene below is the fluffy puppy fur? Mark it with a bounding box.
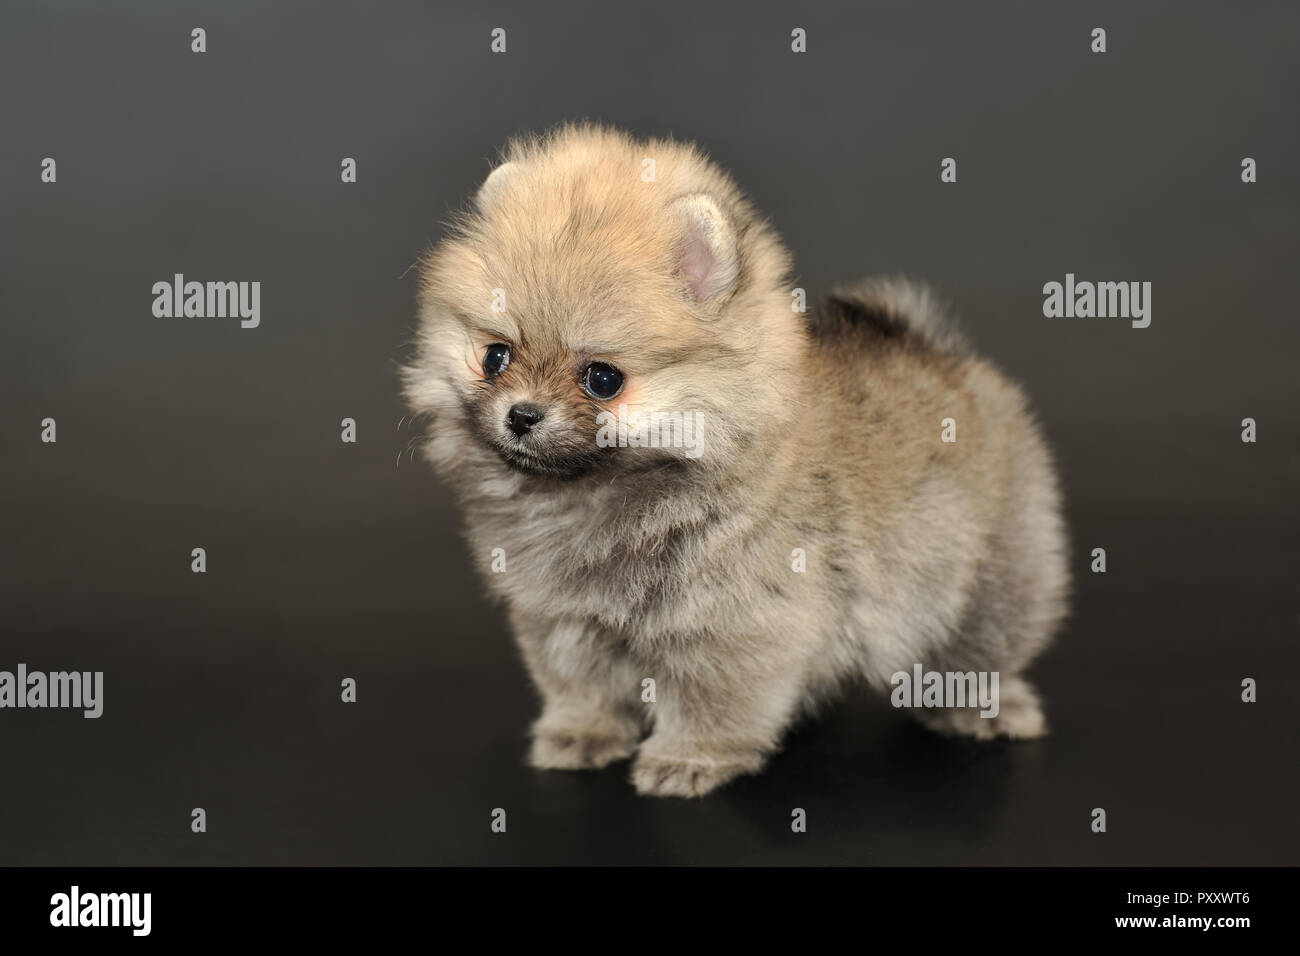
[404,124,1069,797]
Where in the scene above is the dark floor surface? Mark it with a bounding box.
[3,449,1297,865]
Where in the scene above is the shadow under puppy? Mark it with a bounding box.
[404,124,1069,797]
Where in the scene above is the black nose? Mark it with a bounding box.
[506,403,545,437]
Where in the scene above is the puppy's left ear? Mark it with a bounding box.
[670,193,740,306]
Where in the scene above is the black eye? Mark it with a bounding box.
[582,362,624,400]
[483,343,511,378]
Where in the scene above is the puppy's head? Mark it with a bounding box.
[405,124,799,484]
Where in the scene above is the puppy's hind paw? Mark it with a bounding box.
[913,676,1047,740]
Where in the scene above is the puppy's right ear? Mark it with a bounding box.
[475,162,518,212]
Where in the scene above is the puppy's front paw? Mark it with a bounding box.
[630,746,765,798]
[529,731,636,769]
[529,722,639,770]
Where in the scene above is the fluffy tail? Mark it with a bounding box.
[815,277,969,354]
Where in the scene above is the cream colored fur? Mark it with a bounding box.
[404,124,1070,797]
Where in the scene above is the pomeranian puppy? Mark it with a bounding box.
[404,124,1069,797]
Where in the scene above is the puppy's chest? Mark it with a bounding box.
[466,493,699,632]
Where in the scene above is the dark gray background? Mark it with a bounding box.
[1,0,1296,865]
